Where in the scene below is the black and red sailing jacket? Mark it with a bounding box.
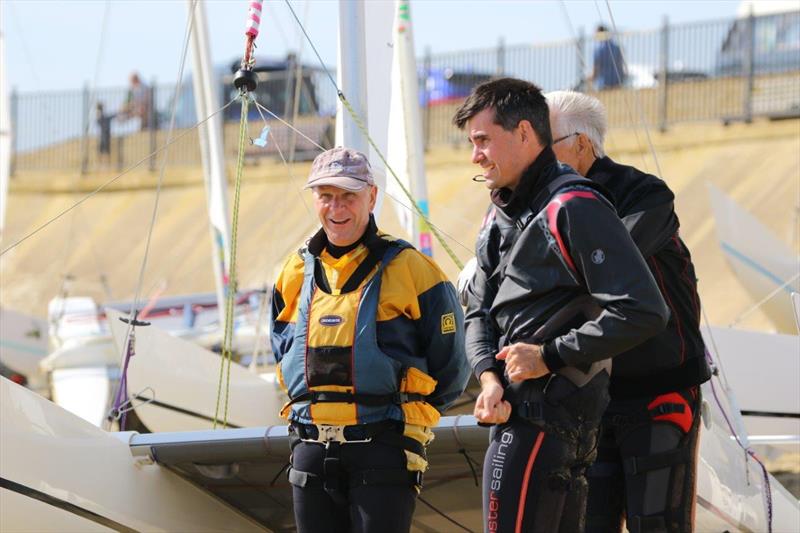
[464,147,670,391]
[586,156,711,399]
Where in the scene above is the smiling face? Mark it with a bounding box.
[466,107,541,191]
[312,184,377,246]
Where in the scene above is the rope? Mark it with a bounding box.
[416,496,476,533]
[213,93,250,430]
[282,0,464,271]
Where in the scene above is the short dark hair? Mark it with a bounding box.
[452,77,553,146]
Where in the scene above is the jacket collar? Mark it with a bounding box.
[491,146,557,216]
[585,155,616,184]
[307,214,381,257]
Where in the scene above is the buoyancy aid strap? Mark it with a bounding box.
[284,390,427,408]
[311,237,395,295]
[339,239,392,293]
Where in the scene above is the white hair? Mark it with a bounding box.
[545,91,608,158]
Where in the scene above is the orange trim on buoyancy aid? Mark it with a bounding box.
[279,239,440,427]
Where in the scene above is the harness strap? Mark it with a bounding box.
[372,431,426,458]
[286,390,426,408]
[514,400,544,422]
[627,514,668,533]
[623,447,691,476]
[351,469,423,488]
[291,422,426,458]
[288,467,423,489]
[288,467,320,487]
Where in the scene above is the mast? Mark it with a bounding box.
[386,0,432,255]
[187,0,231,326]
[0,32,10,241]
[335,1,369,155]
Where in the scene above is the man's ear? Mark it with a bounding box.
[518,120,538,146]
[577,133,593,155]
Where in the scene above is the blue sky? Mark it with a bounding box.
[2,0,744,93]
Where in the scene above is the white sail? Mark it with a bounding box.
[708,183,800,331]
[386,0,432,255]
[188,0,231,326]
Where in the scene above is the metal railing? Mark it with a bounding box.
[10,10,800,175]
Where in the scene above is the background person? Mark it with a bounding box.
[591,24,628,90]
[95,101,115,166]
[270,147,470,533]
[454,78,669,533]
[546,89,711,533]
[119,72,152,130]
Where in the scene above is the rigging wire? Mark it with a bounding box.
[287,0,312,163]
[254,97,474,257]
[282,0,464,270]
[594,0,660,177]
[0,99,235,258]
[109,0,202,429]
[729,271,800,327]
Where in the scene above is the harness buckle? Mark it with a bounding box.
[300,424,373,445]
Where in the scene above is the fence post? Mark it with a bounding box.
[743,9,755,123]
[658,16,669,132]
[423,46,431,152]
[496,37,506,77]
[149,79,157,171]
[576,27,586,89]
[80,82,90,175]
[10,87,18,177]
[116,135,124,172]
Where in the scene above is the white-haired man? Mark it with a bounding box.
[546,90,712,533]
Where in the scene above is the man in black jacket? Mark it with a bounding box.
[546,90,712,533]
[454,78,669,533]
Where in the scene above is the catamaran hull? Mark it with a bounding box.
[107,309,286,432]
[0,377,265,532]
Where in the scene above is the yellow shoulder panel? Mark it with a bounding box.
[274,252,305,323]
[377,248,450,321]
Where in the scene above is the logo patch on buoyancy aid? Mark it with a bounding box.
[319,315,344,326]
[441,313,456,334]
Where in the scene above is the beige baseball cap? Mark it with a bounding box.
[305,147,375,192]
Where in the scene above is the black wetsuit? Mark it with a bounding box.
[583,157,711,533]
[465,147,669,532]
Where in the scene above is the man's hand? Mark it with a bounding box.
[474,371,511,424]
[496,342,550,383]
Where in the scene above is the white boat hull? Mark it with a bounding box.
[0,377,264,532]
[107,309,286,432]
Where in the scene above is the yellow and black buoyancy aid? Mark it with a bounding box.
[278,237,441,427]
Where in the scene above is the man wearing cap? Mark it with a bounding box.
[271,147,470,533]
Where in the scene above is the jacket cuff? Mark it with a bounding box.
[473,358,500,381]
[542,341,567,372]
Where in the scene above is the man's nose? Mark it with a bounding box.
[471,145,484,165]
